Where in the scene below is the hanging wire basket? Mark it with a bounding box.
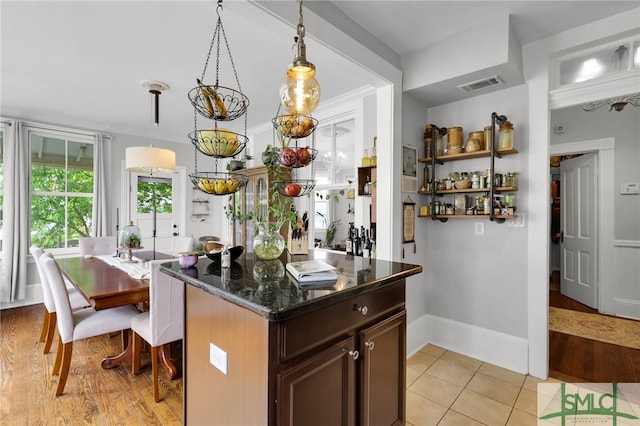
[189,0,249,185]
[188,127,249,158]
[188,84,249,121]
[272,114,318,139]
[190,171,249,196]
[270,146,318,168]
[272,179,316,197]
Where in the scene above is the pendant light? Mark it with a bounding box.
[279,0,321,115]
[126,81,176,174]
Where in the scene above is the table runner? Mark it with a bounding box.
[95,255,150,280]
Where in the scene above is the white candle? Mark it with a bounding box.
[116,208,119,229]
[152,206,156,232]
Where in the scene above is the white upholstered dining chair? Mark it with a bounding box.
[30,245,90,354]
[79,236,117,256]
[131,259,184,402]
[172,236,193,255]
[40,253,141,396]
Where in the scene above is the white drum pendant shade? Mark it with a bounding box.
[126,146,176,173]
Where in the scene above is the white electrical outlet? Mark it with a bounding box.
[508,214,526,228]
[475,222,484,236]
[209,342,228,375]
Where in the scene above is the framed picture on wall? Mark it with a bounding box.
[402,144,418,192]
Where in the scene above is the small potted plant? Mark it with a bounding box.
[119,221,142,248]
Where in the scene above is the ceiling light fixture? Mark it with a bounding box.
[279,0,321,115]
[126,81,176,174]
[582,92,640,112]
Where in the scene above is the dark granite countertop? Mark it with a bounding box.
[160,250,422,321]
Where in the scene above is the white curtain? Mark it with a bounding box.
[93,134,109,236]
[1,120,29,302]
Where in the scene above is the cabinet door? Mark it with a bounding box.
[277,337,356,426]
[359,310,407,426]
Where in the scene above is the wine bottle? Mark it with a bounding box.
[354,229,362,257]
[362,229,370,258]
[345,227,353,255]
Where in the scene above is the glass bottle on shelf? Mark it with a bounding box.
[370,137,377,166]
[362,149,371,166]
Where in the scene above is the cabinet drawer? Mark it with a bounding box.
[279,281,405,362]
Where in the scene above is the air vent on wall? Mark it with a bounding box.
[456,75,504,92]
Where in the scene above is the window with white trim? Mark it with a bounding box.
[30,129,95,249]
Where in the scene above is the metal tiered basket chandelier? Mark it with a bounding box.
[270,105,317,197]
[188,0,249,196]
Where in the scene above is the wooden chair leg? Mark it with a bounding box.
[158,343,179,379]
[55,342,73,396]
[132,332,143,375]
[39,309,50,342]
[151,346,160,402]
[43,312,57,354]
[52,336,63,375]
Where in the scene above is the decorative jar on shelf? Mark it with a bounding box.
[499,121,514,149]
[253,221,286,260]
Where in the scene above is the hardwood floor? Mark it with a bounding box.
[549,286,640,383]
[4,291,638,424]
[1,304,183,425]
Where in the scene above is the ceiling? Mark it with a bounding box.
[2,1,637,144]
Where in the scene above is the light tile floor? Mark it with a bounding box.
[406,344,562,425]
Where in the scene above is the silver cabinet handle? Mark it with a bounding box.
[364,340,375,351]
[347,350,359,360]
[353,304,368,315]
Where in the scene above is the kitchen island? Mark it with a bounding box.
[161,250,422,426]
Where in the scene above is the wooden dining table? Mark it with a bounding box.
[56,255,152,369]
[56,256,149,311]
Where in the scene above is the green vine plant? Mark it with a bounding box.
[223,146,297,231]
[263,145,296,226]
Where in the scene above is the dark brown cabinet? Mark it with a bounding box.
[184,277,407,425]
[359,310,407,426]
[277,337,356,426]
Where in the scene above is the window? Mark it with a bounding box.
[553,36,640,89]
[136,176,173,215]
[30,130,95,249]
[313,119,355,245]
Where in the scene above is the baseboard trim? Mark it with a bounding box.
[408,314,529,375]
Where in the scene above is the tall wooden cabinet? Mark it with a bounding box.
[232,165,289,248]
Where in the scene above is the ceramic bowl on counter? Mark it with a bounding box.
[178,251,200,268]
[204,243,244,262]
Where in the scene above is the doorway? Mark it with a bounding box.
[547,138,629,381]
[123,167,187,255]
[550,153,598,309]
[549,137,615,313]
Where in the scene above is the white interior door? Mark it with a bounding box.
[560,153,598,308]
[128,171,181,255]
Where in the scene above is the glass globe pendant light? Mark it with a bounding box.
[279,0,321,115]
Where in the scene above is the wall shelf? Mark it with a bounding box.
[419,114,520,224]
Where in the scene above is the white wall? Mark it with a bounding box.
[404,85,531,374]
